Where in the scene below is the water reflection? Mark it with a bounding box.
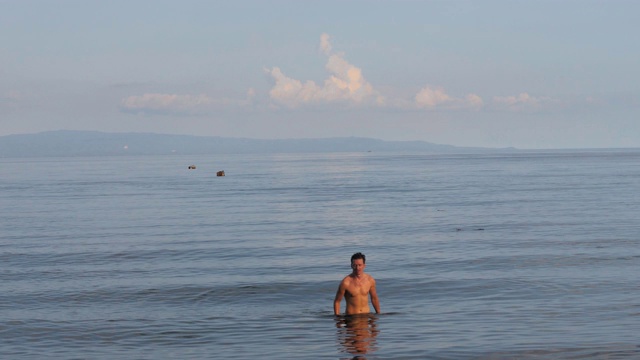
[335,314,379,359]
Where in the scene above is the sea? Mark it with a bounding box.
[1,150,639,359]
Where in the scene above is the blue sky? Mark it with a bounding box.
[2,0,638,148]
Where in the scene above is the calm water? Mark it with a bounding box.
[1,150,639,359]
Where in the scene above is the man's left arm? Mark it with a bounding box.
[370,278,381,314]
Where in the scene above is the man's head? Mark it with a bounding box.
[351,252,366,275]
[351,252,366,264]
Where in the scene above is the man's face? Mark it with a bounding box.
[351,259,365,275]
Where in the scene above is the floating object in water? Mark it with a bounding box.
[216,170,225,176]
[188,165,196,170]
[456,227,485,232]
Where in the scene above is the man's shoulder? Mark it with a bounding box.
[343,273,375,284]
[341,274,362,285]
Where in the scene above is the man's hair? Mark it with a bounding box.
[351,252,366,264]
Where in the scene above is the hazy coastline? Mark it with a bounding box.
[0,130,514,158]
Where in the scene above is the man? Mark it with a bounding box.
[333,252,381,315]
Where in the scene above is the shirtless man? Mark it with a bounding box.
[333,252,381,315]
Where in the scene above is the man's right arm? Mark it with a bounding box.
[333,280,346,315]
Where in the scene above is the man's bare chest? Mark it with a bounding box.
[345,281,370,296]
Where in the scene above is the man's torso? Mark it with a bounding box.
[343,274,372,314]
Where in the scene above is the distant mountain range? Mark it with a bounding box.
[0,130,513,157]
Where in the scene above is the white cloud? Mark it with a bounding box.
[121,90,254,114]
[267,67,321,108]
[268,34,569,115]
[267,34,383,108]
[0,91,25,115]
[122,93,213,110]
[415,86,483,110]
[320,33,332,55]
[246,87,256,100]
[5,91,22,101]
[267,34,496,112]
[121,35,554,117]
[493,92,539,106]
[415,86,453,108]
[492,92,556,111]
[465,94,484,108]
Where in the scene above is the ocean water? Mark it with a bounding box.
[1,150,639,359]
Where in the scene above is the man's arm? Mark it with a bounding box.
[369,278,381,314]
[333,280,346,315]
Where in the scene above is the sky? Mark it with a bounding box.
[1,0,639,149]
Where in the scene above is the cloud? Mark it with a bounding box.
[5,91,22,101]
[415,86,483,110]
[465,94,484,108]
[119,35,558,119]
[415,86,453,108]
[122,93,212,110]
[267,67,322,108]
[493,93,539,106]
[267,34,384,108]
[121,34,556,117]
[320,33,332,55]
[121,89,255,114]
[1,91,22,105]
[268,34,491,111]
[270,34,567,114]
[492,92,555,111]
[0,91,24,115]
